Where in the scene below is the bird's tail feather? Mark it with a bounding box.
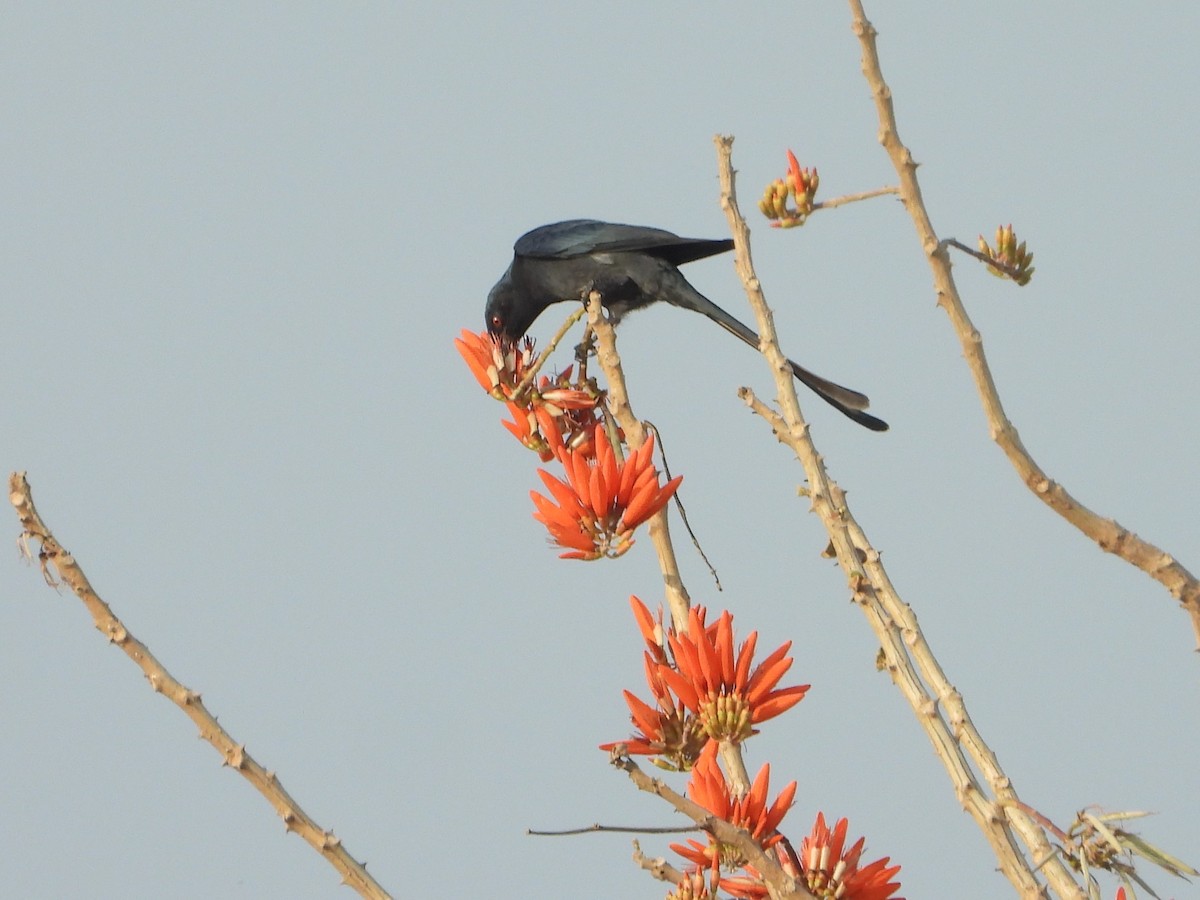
[685,290,888,431]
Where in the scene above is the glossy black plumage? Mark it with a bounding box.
[486,220,887,431]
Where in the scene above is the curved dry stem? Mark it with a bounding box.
[714,134,1078,899]
[8,472,391,900]
[848,3,1200,648]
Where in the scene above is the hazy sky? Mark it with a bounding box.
[3,4,1198,898]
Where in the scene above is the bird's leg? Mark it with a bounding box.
[574,324,596,381]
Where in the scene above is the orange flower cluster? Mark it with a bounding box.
[603,599,901,899]
[532,422,682,560]
[758,149,820,228]
[714,814,904,900]
[601,598,808,769]
[455,328,599,460]
[795,813,904,900]
[670,753,901,899]
[670,742,797,873]
[457,329,681,559]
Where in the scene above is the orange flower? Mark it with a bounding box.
[670,742,796,874]
[601,598,706,769]
[532,364,598,414]
[715,815,904,900]
[659,608,809,743]
[530,425,681,560]
[798,813,903,900]
[599,662,708,770]
[627,595,669,664]
[457,329,600,457]
[455,328,535,399]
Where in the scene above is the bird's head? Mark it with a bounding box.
[485,266,534,341]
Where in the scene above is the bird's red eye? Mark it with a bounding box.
[490,314,504,332]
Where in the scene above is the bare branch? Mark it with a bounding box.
[848,1,1200,647]
[8,472,391,900]
[715,132,1073,899]
[812,184,899,211]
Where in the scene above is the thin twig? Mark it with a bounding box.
[528,823,702,837]
[646,421,722,592]
[812,184,899,211]
[7,472,391,900]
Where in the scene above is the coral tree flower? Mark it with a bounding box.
[670,742,797,875]
[456,329,598,458]
[714,814,904,900]
[797,813,903,900]
[455,328,535,399]
[530,424,681,560]
[600,600,708,770]
[660,607,809,743]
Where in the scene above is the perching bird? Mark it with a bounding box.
[485,219,887,431]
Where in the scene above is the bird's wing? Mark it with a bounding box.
[514,220,730,265]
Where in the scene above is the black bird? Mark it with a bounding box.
[486,219,887,431]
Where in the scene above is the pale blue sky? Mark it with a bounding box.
[3,4,1198,898]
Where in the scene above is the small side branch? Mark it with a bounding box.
[813,184,899,212]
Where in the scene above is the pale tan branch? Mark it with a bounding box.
[8,472,391,900]
[586,292,756,827]
[813,184,899,212]
[849,2,1200,648]
[715,134,1071,899]
[632,840,688,886]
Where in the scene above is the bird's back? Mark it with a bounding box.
[514,219,733,268]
